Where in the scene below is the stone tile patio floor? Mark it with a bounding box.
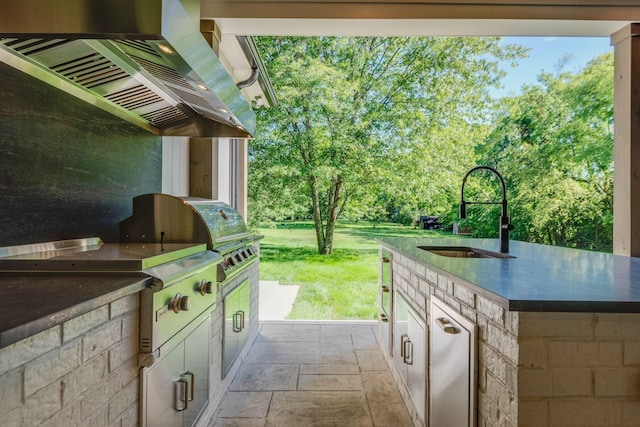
[209,321,414,427]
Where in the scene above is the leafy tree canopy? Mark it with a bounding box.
[249,36,526,254]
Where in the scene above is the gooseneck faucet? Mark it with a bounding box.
[459,166,514,253]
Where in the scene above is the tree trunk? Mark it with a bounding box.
[323,177,343,255]
[308,175,326,254]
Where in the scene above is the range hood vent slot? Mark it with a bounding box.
[0,0,256,138]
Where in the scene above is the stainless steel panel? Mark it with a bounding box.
[223,278,250,376]
[120,194,250,251]
[184,317,211,427]
[0,0,256,137]
[144,340,185,427]
[141,260,218,353]
[430,296,477,427]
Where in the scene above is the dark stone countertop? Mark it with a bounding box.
[378,237,640,313]
[0,273,149,348]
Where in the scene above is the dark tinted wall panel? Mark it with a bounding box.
[0,62,162,246]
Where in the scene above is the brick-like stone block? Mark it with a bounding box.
[109,333,138,373]
[0,370,23,417]
[110,294,139,319]
[85,406,108,427]
[63,306,109,343]
[595,368,640,397]
[81,381,110,421]
[120,402,139,427]
[519,339,548,368]
[120,311,139,340]
[518,367,552,397]
[62,353,107,402]
[481,345,516,392]
[424,269,437,286]
[485,323,518,363]
[108,377,138,424]
[40,402,83,427]
[623,400,640,426]
[549,341,623,367]
[485,372,517,423]
[506,311,519,335]
[82,319,122,362]
[549,400,622,426]
[595,313,640,339]
[518,400,549,427]
[23,381,62,425]
[624,341,640,366]
[108,357,139,396]
[453,283,476,308]
[460,304,477,325]
[519,312,594,339]
[552,368,593,397]
[477,295,504,326]
[0,326,62,373]
[24,340,81,397]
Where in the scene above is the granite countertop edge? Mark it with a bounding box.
[0,274,149,349]
[378,237,640,314]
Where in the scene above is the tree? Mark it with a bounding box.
[473,52,614,250]
[251,36,525,254]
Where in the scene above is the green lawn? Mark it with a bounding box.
[257,221,458,320]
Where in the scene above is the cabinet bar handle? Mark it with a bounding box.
[175,378,189,411]
[403,339,413,365]
[436,317,458,334]
[380,313,388,322]
[233,311,243,332]
[400,334,409,358]
[185,371,195,402]
[239,310,245,330]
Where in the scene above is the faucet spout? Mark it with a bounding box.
[459,166,513,253]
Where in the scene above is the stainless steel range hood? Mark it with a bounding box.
[0,0,256,138]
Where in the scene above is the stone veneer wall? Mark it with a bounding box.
[380,247,640,427]
[518,311,640,426]
[0,256,260,427]
[0,293,141,426]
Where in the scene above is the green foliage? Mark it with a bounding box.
[250,38,613,253]
[249,36,527,254]
[474,52,614,250]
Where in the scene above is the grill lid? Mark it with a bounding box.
[0,0,255,137]
[120,194,251,251]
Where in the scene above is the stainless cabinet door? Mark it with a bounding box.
[393,292,409,383]
[223,278,250,376]
[184,317,211,427]
[144,342,185,427]
[430,297,476,427]
[408,309,426,421]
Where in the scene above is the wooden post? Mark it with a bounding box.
[612,24,640,256]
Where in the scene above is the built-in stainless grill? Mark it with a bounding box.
[120,194,260,284]
[0,194,259,427]
[119,193,261,426]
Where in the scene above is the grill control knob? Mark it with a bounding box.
[170,293,191,313]
[198,280,214,295]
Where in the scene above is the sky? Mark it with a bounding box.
[493,36,613,97]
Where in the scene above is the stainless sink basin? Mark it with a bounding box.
[417,245,515,259]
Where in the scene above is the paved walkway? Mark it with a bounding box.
[209,322,414,427]
[258,281,299,321]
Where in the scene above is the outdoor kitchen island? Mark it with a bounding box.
[377,237,640,427]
